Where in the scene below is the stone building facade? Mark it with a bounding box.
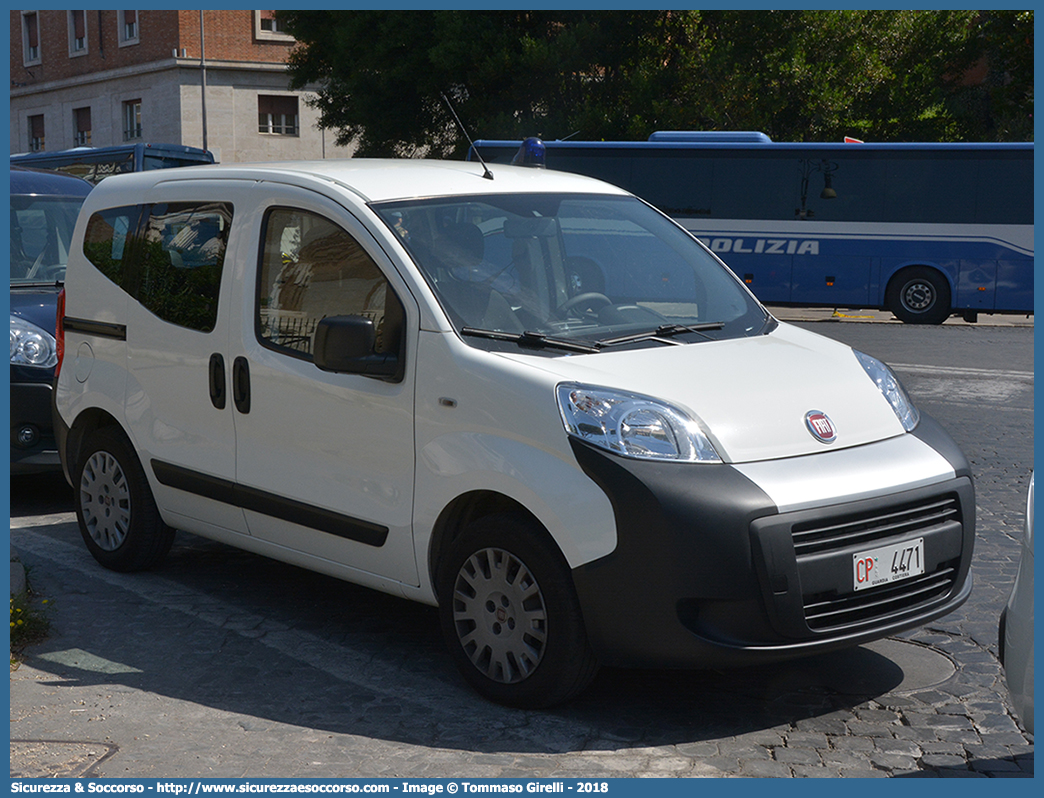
[10,10,355,163]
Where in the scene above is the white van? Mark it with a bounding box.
[54,159,974,708]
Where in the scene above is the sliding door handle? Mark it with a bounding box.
[208,353,226,410]
[232,356,251,414]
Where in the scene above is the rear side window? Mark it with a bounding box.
[82,205,139,290]
[82,201,233,333]
[257,208,402,360]
[141,202,233,332]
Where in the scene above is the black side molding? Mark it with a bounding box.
[64,316,128,341]
[151,460,389,547]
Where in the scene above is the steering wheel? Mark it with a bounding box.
[558,292,612,317]
[28,264,64,282]
[25,250,64,282]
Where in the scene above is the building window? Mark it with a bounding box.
[28,116,45,152]
[258,95,299,136]
[69,10,88,55]
[118,11,139,46]
[22,12,41,65]
[74,107,92,146]
[123,100,143,141]
[255,10,294,42]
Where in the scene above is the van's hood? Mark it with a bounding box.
[500,322,906,464]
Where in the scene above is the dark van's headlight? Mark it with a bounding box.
[10,315,58,368]
[557,383,720,463]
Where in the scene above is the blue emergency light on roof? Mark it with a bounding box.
[512,137,546,168]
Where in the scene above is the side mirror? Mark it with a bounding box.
[314,315,399,379]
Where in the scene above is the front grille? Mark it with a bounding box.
[803,564,959,631]
[791,493,963,632]
[792,495,960,556]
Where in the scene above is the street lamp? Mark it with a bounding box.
[797,158,838,219]
[199,10,208,153]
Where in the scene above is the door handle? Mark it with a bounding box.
[232,356,251,414]
[208,353,226,409]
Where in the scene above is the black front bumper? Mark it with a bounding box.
[568,419,974,669]
[11,380,60,474]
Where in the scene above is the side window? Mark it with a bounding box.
[140,202,233,333]
[83,206,140,290]
[257,208,400,360]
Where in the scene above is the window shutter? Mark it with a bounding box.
[259,96,298,117]
[26,13,38,48]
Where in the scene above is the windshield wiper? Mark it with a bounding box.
[462,322,725,353]
[461,327,600,354]
[595,321,725,348]
[11,279,64,290]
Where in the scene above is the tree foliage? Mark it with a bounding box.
[280,10,1033,156]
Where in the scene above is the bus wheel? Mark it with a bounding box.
[886,267,951,325]
[437,513,599,708]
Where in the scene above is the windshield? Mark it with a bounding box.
[374,193,769,351]
[10,195,87,284]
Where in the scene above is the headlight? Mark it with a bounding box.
[855,350,919,432]
[557,383,720,463]
[11,315,58,368]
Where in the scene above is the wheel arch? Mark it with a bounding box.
[63,408,127,484]
[427,490,556,595]
[883,261,955,295]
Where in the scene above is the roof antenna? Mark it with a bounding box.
[441,92,494,180]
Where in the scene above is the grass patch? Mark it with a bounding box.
[10,588,52,668]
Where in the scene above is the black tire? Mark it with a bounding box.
[437,513,599,708]
[74,428,175,572]
[886,266,951,325]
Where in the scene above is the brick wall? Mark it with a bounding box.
[10,10,294,88]
[9,9,352,161]
[177,10,295,64]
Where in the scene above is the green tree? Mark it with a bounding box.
[280,10,1031,154]
[281,11,682,155]
[948,10,1034,140]
[681,10,986,141]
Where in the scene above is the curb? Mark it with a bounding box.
[11,555,27,596]
[767,306,1034,327]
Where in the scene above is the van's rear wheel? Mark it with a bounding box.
[437,514,599,708]
[75,428,174,572]
[886,266,951,325]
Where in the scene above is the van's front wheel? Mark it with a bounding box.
[75,428,175,572]
[437,514,599,708]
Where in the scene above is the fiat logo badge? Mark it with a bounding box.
[805,411,837,443]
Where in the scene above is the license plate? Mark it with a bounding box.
[853,538,924,591]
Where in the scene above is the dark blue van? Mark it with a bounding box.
[10,166,92,473]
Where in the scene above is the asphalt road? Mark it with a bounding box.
[9,317,1034,779]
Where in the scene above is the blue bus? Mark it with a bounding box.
[10,142,214,186]
[471,133,1033,324]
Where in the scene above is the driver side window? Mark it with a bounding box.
[257,208,402,361]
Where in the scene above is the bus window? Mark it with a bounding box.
[473,136,1033,323]
[10,143,214,185]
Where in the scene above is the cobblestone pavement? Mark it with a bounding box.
[9,320,1033,779]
